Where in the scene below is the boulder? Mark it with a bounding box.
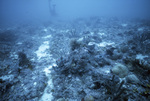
[111,63,129,78]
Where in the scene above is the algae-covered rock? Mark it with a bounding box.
[110,50,122,60]
[84,95,94,101]
[57,98,67,101]
[126,74,140,84]
[111,63,129,78]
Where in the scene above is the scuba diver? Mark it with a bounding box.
[48,0,56,16]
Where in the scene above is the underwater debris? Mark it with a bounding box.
[127,31,150,54]
[54,38,110,76]
[105,75,130,101]
[70,39,82,51]
[140,83,150,100]
[0,43,12,60]
[18,52,33,71]
[0,30,17,43]
[0,79,13,99]
[55,49,90,75]
[123,56,150,77]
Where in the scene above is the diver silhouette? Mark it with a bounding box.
[48,0,56,16]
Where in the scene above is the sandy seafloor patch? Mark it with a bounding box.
[34,34,56,101]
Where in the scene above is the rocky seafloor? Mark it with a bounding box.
[0,17,150,101]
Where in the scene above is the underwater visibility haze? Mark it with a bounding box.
[0,0,150,101]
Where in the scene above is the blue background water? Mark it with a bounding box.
[0,0,150,24]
